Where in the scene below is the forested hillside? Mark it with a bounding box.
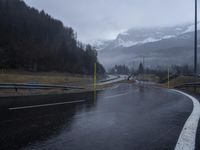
[0,0,105,74]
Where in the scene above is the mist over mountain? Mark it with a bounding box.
[97,23,200,69]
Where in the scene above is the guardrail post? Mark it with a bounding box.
[15,87,18,92]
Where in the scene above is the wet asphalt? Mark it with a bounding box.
[0,83,194,150]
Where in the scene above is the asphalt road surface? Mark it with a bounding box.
[0,83,199,150]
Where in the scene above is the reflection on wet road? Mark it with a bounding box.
[0,83,193,150]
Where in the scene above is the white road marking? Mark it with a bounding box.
[100,84,121,91]
[172,89,200,150]
[9,100,86,110]
[109,84,120,90]
[97,75,127,86]
[104,92,129,99]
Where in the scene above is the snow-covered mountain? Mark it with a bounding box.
[96,23,200,51]
[97,23,200,69]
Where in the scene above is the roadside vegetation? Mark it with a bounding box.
[0,71,93,85]
[0,0,105,75]
[165,75,200,88]
[0,70,114,96]
[0,0,107,96]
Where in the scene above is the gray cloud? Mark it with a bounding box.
[25,0,197,43]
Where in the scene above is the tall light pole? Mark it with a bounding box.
[194,0,198,77]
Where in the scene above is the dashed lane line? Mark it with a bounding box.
[9,100,86,110]
[104,92,129,99]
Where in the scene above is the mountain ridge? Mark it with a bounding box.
[98,25,200,69]
[96,23,200,51]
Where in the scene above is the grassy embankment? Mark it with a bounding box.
[163,75,200,88]
[0,71,95,96]
[135,74,160,83]
[0,72,92,85]
[162,75,200,93]
[0,71,129,96]
[135,74,200,93]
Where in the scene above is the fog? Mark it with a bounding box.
[25,0,197,43]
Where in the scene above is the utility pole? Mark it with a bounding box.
[143,56,145,82]
[143,56,145,72]
[93,62,97,103]
[194,0,198,77]
[168,68,170,88]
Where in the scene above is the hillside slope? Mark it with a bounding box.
[0,0,105,74]
[98,25,200,68]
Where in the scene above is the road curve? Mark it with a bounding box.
[0,83,198,150]
[172,90,200,150]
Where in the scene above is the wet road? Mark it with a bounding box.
[0,83,195,150]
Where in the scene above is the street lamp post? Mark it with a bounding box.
[194,0,198,77]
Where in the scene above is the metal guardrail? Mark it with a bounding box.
[0,83,84,91]
[174,82,200,93]
[174,82,200,89]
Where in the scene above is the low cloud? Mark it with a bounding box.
[25,0,196,43]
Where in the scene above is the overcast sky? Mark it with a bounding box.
[25,0,198,43]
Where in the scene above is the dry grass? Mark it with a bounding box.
[135,74,160,83]
[0,72,95,96]
[163,75,200,88]
[0,72,93,86]
[0,71,122,96]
